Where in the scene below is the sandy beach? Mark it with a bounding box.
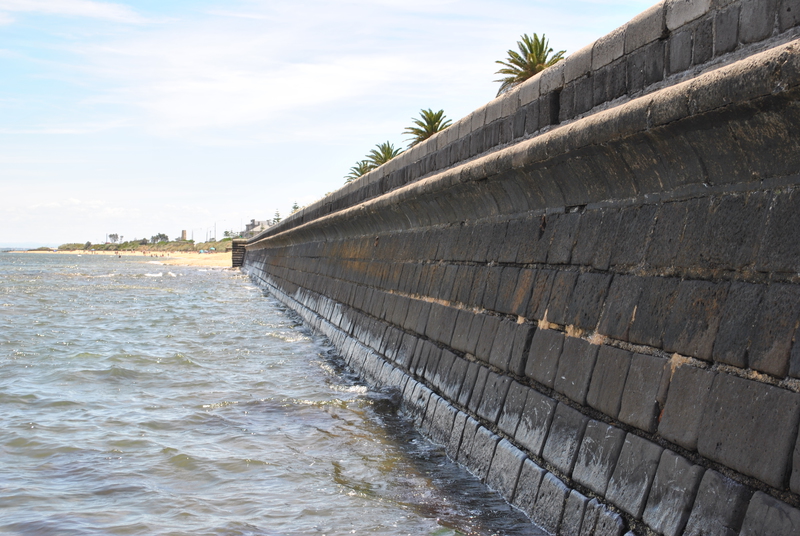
[14,249,234,268]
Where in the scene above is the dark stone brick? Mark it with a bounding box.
[547,212,580,264]
[693,17,713,65]
[554,337,599,405]
[494,267,522,315]
[704,192,770,270]
[545,271,579,326]
[515,389,557,457]
[468,426,501,481]
[739,0,778,44]
[561,490,589,536]
[451,265,477,305]
[464,313,485,356]
[669,29,692,74]
[425,303,458,346]
[740,491,800,536]
[628,40,665,93]
[525,329,565,388]
[509,323,535,376]
[524,101,541,136]
[586,345,632,420]
[440,352,469,401]
[683,469,752,536]
[646,201,689,269]
[512,459,546,515]
[513,106,527,139]
[749,283,800,377]
[509,269,536,317]
[606,433,664,517]
[591,209,622,271]
[450,309,476,354]
[559,82,576,124]
[532,472,569,535]
[780,0,800,31]
[663,280,729,360]
[474,315,501,365]
[497,381,529,437]
[712,282,764,368]
[488,318,517,371]
[467,266,490,307]
[413,301,433,336]
[658,365,715,450]
[628,276,680,348]
[466,364,490,414]
[457,361,480,408]
[571,209,604,266]
[758,190,800,273]
[542,403,590,476]
[430,349,455,392]
[565,273,612,331]
[715,6,739,59]
[597,275,644,341]
[476,371,512,424]
[593,507,626,536]
[573,420,627,496]
[609,204,658,268]
[528,269,556,320]
[480,266,504,312]
[574,75,594,115]
[486,439,526,501]
[607,57,628,100]
[618,353,669,433]
[642,450,705,536]
[698,373,800,489]
[593,65,609,106]
[446,410,468,460]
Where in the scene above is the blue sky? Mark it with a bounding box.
[0,0,654,247]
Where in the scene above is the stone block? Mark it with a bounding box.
[572,420,627,496]
[586,345,632,419]
[662,280,728,360]
[749,283,800,377]
[494,266,522,314]
[525,328,565,388]
[597,275,644,341]
[758,187,800,274]
[625,2,667,53]
[739,491,800,536]
[780,0,800,31]
[512,459,546,516]
[594,508,626,536]
[646,200,689,268]
[540,61,565,93]
[571,209,604,265]
[606,433,664,517]
[697,373,800,489]
[792,428,800,493]
[488,318,517,371]
[527,269,556,320]
[466,365,489,415]
[739,0,778,44]
[446,411,468,460]
[554,336,599,405]
[547,212,581,264]
[666,0,711,30]
[590,209,621,271]
[486,438,527,501]
[561,490,589,536]
[683,469,752,536]
[468,426,500,482]
[642,450,705,536]
[456,416,480,463]
[593,26,625,69]
[574,74,594,115]
[465,313,485,355]
[476,371,511,424]
[450,309,475,354]
[628,276,679,348]
[532,472,569,535]
[542,403,590,476]
[669,29,693,74]
[474,314,501,365]
[711,282,764,368]
[497,381,529,437]
[515,389,557,457]
[564,44,593,83]
[508,323,535,376]
[440,353,469,401]
[544,271,578,326]
[609,204,657,268]
[564,273,612,331]
[627,39,665,92]
[693,16,713,64]
[618,353,669,433]
[714,4,739,56]
[658,365,715,450]
[457,361,480,408]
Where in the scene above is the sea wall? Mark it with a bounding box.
[243,2,800,534]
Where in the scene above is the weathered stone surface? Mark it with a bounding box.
[532,472,569,535]
[497,381,529,437]
[739,0,778,44]
[739,491,800,536]
[625,2,666,53]
[515,389,557,457]
[565,273,613,330]
[525,328,565,388]
[430,399,457,447]
[712,282,764,368]
[457,415,480,463]
[542,402,590,476]
[486,438,527,501]
[466,364,490,414]
[488,318,518,371]
[561,490,589,536]
[748,283,800,378]
[586,345,632,419]
[628,276,679,348]
[606,433,663,517]
[554,337,600,405]
[642,450,705,536]
[662,280,728,360]
[476,371,511,424]
[697,373,800,489]
[666,0,711,30]
[546,271,579,325]
[618,353,669,433]
[572,419,627,496]
[593,507,626,536]
[467,425,500,481]
[683,469,752,536]
[658,365,715,450]
[446,410,468,460]
[508,323,535,376]
[512,459,546,516]
[597,275,644,340]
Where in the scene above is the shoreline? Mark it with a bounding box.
[9,249,234,268]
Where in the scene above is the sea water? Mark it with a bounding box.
[0,253,540,536]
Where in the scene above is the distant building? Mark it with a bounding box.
[243,219,270,238]
[181,230,187,241]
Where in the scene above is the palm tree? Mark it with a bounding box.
[494,33,565,96]
[345,160,372,183]
[366,142,403,169]
[403,108,452,147]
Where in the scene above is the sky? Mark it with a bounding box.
[0,0,655,247]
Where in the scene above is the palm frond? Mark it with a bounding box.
[403,109,452,147]
[494,33,566,96]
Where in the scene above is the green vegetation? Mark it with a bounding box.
[57,238,234,252]
[404,109,452,147]
[494,33,565,96]
[345,160,373,183]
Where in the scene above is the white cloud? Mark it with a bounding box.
[0,0,144,22]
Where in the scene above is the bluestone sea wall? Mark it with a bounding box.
[243,1,800,534]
